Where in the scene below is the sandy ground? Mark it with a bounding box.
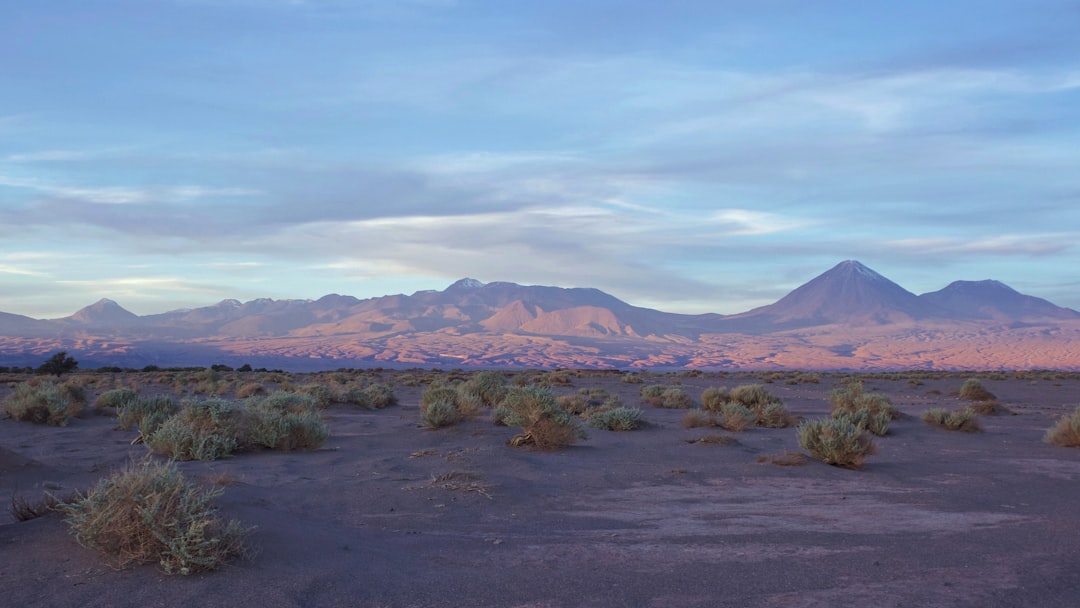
[2,371,1080,607]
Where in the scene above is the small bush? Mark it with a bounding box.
[94,388,139,411]
[294,383,333,408]
[1044,406,1080,447]
[681,410,717,429]
[717,402,756,432]
[235,382,266,399]
[755,402,794,428]
[728,384,781,409]
[796,417,877,469]
[829,382,898,420]
[245,392,327,450]
[921,407,982,433]
[966,400,1013,416]
[146,398,244,460]
[700,387,730,412]
[958,378,996,402]
[60,459,249,575]
[500,386,584,450]
[832,407,890,436]
[363,383,398,409]
[3,381,82,425]
[639,384,667,407]
[587,407,643,431]
[458,371,508,408]
[117,395,179,439]
[422,400,461,429]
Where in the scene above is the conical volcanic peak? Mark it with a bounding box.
[723,260,934,329]
[67,298,140,325]
[920,279,1080,321]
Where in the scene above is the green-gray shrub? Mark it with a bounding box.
[3,381,80,426]
[363,383,398,409]
[829,382,898,419]
[458,371,508,408]
[94,388,139,411]
[421,400,460,429]
[700,387,730,412]
[60,459,248,575]
[117,396,179,439]
[797,417,877,469]
[921,407,981,432]
[500,386,584,449]
[1044,405,1080,447]
[832,407,891,436]
[729,384,781,409]
[587,407,644,431]
[718,402,755,432]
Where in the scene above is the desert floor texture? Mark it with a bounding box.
[2,369,1079,607]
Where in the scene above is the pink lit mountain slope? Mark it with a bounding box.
[1,261,1078,370]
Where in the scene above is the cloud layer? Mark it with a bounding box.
[1,1,1078,317]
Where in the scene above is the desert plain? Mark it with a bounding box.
[2,368,1079,608]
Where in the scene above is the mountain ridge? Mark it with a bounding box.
[3,260,1078,370]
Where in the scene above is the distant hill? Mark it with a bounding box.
[2,261,1078,370]
[919,280,1080,322]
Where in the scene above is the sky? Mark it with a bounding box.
[2,0,1079,319]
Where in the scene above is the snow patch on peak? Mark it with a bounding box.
[449,278,485,290]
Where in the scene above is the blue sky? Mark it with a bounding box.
[2,0,1079,318]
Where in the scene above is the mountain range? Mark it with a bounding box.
[2,260,1078,371]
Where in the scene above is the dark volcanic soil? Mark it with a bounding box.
[2,371,1080,607]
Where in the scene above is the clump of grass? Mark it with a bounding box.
[966,400,1014,416]
[457,371,508,409]
[796,417,877,469]
[421,400,461,429]
[829,382,898,420]
[2,381,83,426]
[640,385,694,409]
[245,392,328,450]
[958,378,996,402]
[831,407,891,436]
[147,398,243,461]
[587,406,643,431]
[728,384,781,409]
[94,387,139,412]
[362,383,398,409]
[1044,405,1080,447]
[235,382,266,399]
[700,387,730,411]
[60,459,250,575]
[921,407,982,433]
[500,386,585,450]
[117,395,179,440]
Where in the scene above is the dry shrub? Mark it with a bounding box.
[966,400,1014,416]
[117,395,179,440]
[921,407,982,433]
[829,382,898,420]
[1043,406,1080,447]
[755,450,807,466]
[557,394,591,416]
[728,384,781,409]
[587,407,643,431]
[700,387,730,412]
[832,407,890,436]
[796,417,877,469]
[235,382,266,399]
[685,434,738,446]
[421,400,460,429]
[958,378,996,402]
[60,459,249,575]
[10,492,66,522]
[94,387,139,412]
[718,402,756,432]
[500,386,584,450]
[681,410,717,429]
[3,381,83,426]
